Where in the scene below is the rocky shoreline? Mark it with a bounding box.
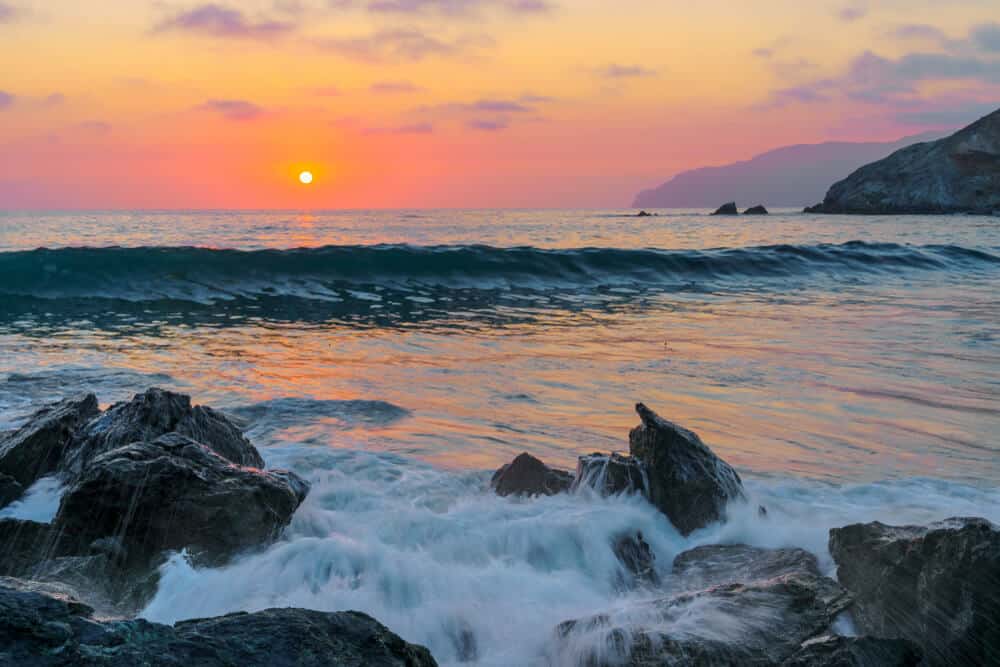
[2,389,997,665]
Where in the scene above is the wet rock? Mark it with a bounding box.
[491,452,574,497]
[628,403,745,535]
[0,472,23,508]
[744,204,769,215]
[0,579,439,666]
[0,394,99,489]
[672,544,819,590]
[829,516,1000,666]
[63,387,264,475]
[553,572,852,666]
[711,202,739,215]
[635,210,653,217]
[0,519,61,577]
[782,634,923,666]
[613,531,658,587]
[53,433,309,569]
[573,452,645,496]
[809,108,1000,214]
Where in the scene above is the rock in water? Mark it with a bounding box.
[711,202,739,215]
[807,108,1000,214]
[744,204,769,215]
[0,394,99,489]
[0,473,23,508]
[0,579,439,666]
[672,544,820,591]
[553,573,852,666]
[782,635,923,666]
[573,452,645,496]
[53,433,309,568]
[628,403,745,535]
[491,452,574,497]
[829,516,1000,666]
[613,532,659,587]
[63,387,264,475]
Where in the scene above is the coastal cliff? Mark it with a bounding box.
[806,108,1000,215]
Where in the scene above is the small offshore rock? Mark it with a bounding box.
[782,634,923,666]
[573,452,645,496]
[628,403,745,535]
[0,394,99,489]
[711,202,739,215]
[64,387,264,475]
[744,204,769,215]
[829,516,1000,666]
[635,210,653,217]
[53,433,309,569]
[491,452,574,497]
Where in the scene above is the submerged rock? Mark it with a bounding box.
[628,403,745,535]
[53,433,309,569]
[672,544,819,591]
[782,634,923,666]
[829,516,1000,666]
[0,394,99,489]
[0,472,23,508]
[0,579,439,666]
[744,204,769,215]
[491,452,574,497]
[573,452,645,496]
[807,108,1000,214]
[63,387,264,475]
[711,202,739,215]
[553,572,852,666]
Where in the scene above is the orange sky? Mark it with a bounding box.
[0,0,998,208]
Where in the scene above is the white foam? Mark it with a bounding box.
[0,476,64,523]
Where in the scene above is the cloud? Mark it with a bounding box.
[153,4,295,40]
[889,23,949,43]
[0,2,19,23]
[196,99,265,120]
[364,0,553,16]
[0,90,13,109]
[894,100,1000,126]
[363,122,434,134]
[753,48,774,59]
[837,5,867,22]
[369,80,424,94]
[42,92,65,106]
[598,63,656,79]
[466,118,508,131]
[971,22,1000,52]
[316,28,490,62]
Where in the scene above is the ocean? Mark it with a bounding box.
[1,209,999,665]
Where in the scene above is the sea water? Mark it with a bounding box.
[1,209,998,665]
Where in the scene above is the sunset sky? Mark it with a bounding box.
[1,0,998,208]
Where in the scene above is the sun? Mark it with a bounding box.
[298,170,313,185]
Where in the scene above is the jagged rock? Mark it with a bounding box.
[552,573,852,666]
[490,452,574,497]
[0,579,439,666]
[63,387,264,475]
[672,544,819,591]
[613,532,658,587]
[573,452,645,496]
[782,634,923,666]
[0,394,99,489]
[0,472,23,508]
[628,403,745,535]
[808,108,1000,214]
[711,202,739,215]
[829,516,1000,666]
[53,433,309,569]
[635,210,653,217]
[744,204,769,215]
[0,519,60,577]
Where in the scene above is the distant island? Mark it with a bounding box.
[633,132,944,209]
[805,108,1000,215]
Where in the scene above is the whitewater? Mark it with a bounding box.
[1,209,998,665]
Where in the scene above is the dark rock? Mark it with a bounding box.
[744,204,769,215]
[0,579,439,666]
[63,387,264,475]
[613,532,658,587]
[553,572,852,666]
[490,452,574,497]
[711,202,739,215]
[0,519,61,577]
[53,433,309,569]
[672,544,819,591]
[829,516,1000,666]
[0,394,99,488]
[0,472,23,508]
[636,210,653,217]
[809,108,1000,214]
[628,403,745,535]
[573,452,645,496]
[782,634,923,666]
